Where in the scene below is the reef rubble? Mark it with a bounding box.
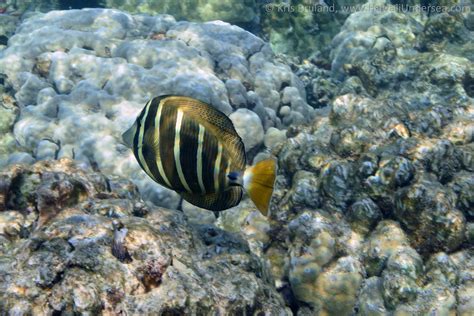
[0,158,289,314]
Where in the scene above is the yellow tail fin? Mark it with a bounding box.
[243,158,277,216]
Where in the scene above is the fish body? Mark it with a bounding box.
[123,95,276,214]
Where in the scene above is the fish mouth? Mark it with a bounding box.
[227,172,243,186]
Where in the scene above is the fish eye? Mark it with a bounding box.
[227,172,238,181]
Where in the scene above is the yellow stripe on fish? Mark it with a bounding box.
[153,100,172,188]
[174,109,192,193]
[197,124,206,194]
[136,100,157,182]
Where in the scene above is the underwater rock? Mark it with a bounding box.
[287,170,322,210]
[0,14,17,50]
[417,9,473,59]
[181,200,216,225]
[229,108,264,152]
[3,0,59,14]
[269,48,472,312]
[347,198,382,235]
[449,171,474,219]
[362,221,410,277]
[456,255,474,315]
[425,252,459,287]
[389,249,473,315]
[35,139,59,161]
[225,78,248,109]
[5,152,35,166]
[264,127,287,150]
[291,57,341,108]
[320,160,355,208]
[0,95,19,167]
[0,8,313,208]
[260,1,474,313]
[215,199,272,256]
[330,6,422,81]
[287,211,335,303]
[357,277,388,316]
[0,210,25,237]
[394,173,466,254]
[381,247,422,309]
[260,0,366,57]
[0,159,289,314]
[310,256,363,315]
[411,139,463,184]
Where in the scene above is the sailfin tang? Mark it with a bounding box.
[243,159,277,216]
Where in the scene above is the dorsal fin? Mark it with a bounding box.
[158,96,239,142]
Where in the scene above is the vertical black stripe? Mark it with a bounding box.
[132,101,150,171]
[142,131,168,188]
[201,129,218,193]
[209,187,243,211]
[141,100,158,175]
[159,103,183,191]
[144,98,159,132]
[134,99,168,188]
[141,99,168,187]
[220,187,243,210]
[179,116,201,193]
[218,152,228,192]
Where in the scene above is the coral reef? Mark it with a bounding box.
[261,98,473,313]
[0,0,366,58]
[259,0,365,57]
[0,8,314,208]
[0,159,289,314]
[0,94,19,166]
[0,1,473,314]
[243,3,474,314]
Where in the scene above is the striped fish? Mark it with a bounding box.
[122,95,276,215]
